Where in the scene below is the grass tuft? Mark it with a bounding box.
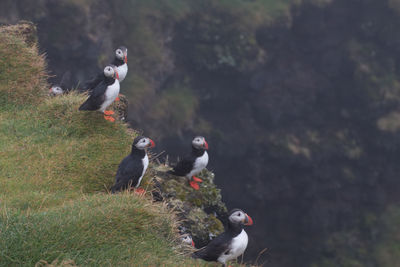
[0,24,47,104]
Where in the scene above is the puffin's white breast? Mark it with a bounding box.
[135,154,149,187]
[189,151,209,178]
[99,79,120,112]
[217,229,248,264]
[117,63,128,82]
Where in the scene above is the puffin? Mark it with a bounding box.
[111,136,156,194]
[112,46,128,82]
[181,233,195,247]
[167,136,209,190]
[78,65,120,122]
[192,209,253,266]
[81,46,128,94]
[49,71,71,96]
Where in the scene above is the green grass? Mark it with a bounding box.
[0,194,186,266]
[0,26,226,267]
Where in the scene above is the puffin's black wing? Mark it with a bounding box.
[168,155,195,176]
[81,72,103,93]
[111,155,144,193]
[78,80,108,111]
[192,233,231,262]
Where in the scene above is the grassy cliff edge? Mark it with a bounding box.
[0,23,230,267]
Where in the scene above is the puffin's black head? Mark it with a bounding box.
[115,46,128,64]
[192,136,208,150]
[228,209,253,226]
[104,65,119,80]
[133,136,155,150]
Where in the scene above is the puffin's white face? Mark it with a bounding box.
[104,65,119,80]
[134,137,156,150]
[229,209,253,226]
[104,66,115,78]
[192,136,208,150]
[115,47,128,63]
[49,86,64,96]
[181,234,195,247]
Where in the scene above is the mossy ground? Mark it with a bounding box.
[0,24,248,266]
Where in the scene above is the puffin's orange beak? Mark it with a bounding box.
[191,240,195,247]
[148,139,155,148]
[124,53,128,64]
[203,141,209,150]
[244,214,253,226]
[115,71,119,80]
[49,87,53,93]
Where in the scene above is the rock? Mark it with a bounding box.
[151,164,227,247]
[110,93,128,122]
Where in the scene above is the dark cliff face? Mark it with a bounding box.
[168,1,400,265]
[4,0,400,266]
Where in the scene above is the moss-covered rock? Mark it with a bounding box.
[110,93,129,122]
[151,164,227,247]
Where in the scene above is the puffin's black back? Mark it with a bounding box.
[168,146,206,176]
[78,76,115,111]
[111,136,146,193]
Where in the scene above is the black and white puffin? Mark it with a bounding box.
[49,71,71,96]
[192,209,253,266]
[167,136,209,190]
[78,65,120,122]
[82,46,128,94]
[111,136,155,194]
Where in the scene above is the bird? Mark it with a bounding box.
[81,46,128,95]
[112,46,128,83]
[192,209,253,266]
[167,136,209,190]
[49,71,71,96]
[78,65,120,122]
[111,136,155,194]
[181,233,195,247]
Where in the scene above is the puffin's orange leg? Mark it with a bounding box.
[189,180,200,190]
[104,110,115,115]
[134,187,146,195]
[192,176,203,183]
[104,115,115,122]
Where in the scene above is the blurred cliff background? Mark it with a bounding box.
[2,0,400,266]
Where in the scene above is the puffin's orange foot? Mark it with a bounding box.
[115,97,120,101]
[189,180,200,190]
[104,115,115,122]
[104,110,115,115]
[134,188,146,195]
[192,176,203,183]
